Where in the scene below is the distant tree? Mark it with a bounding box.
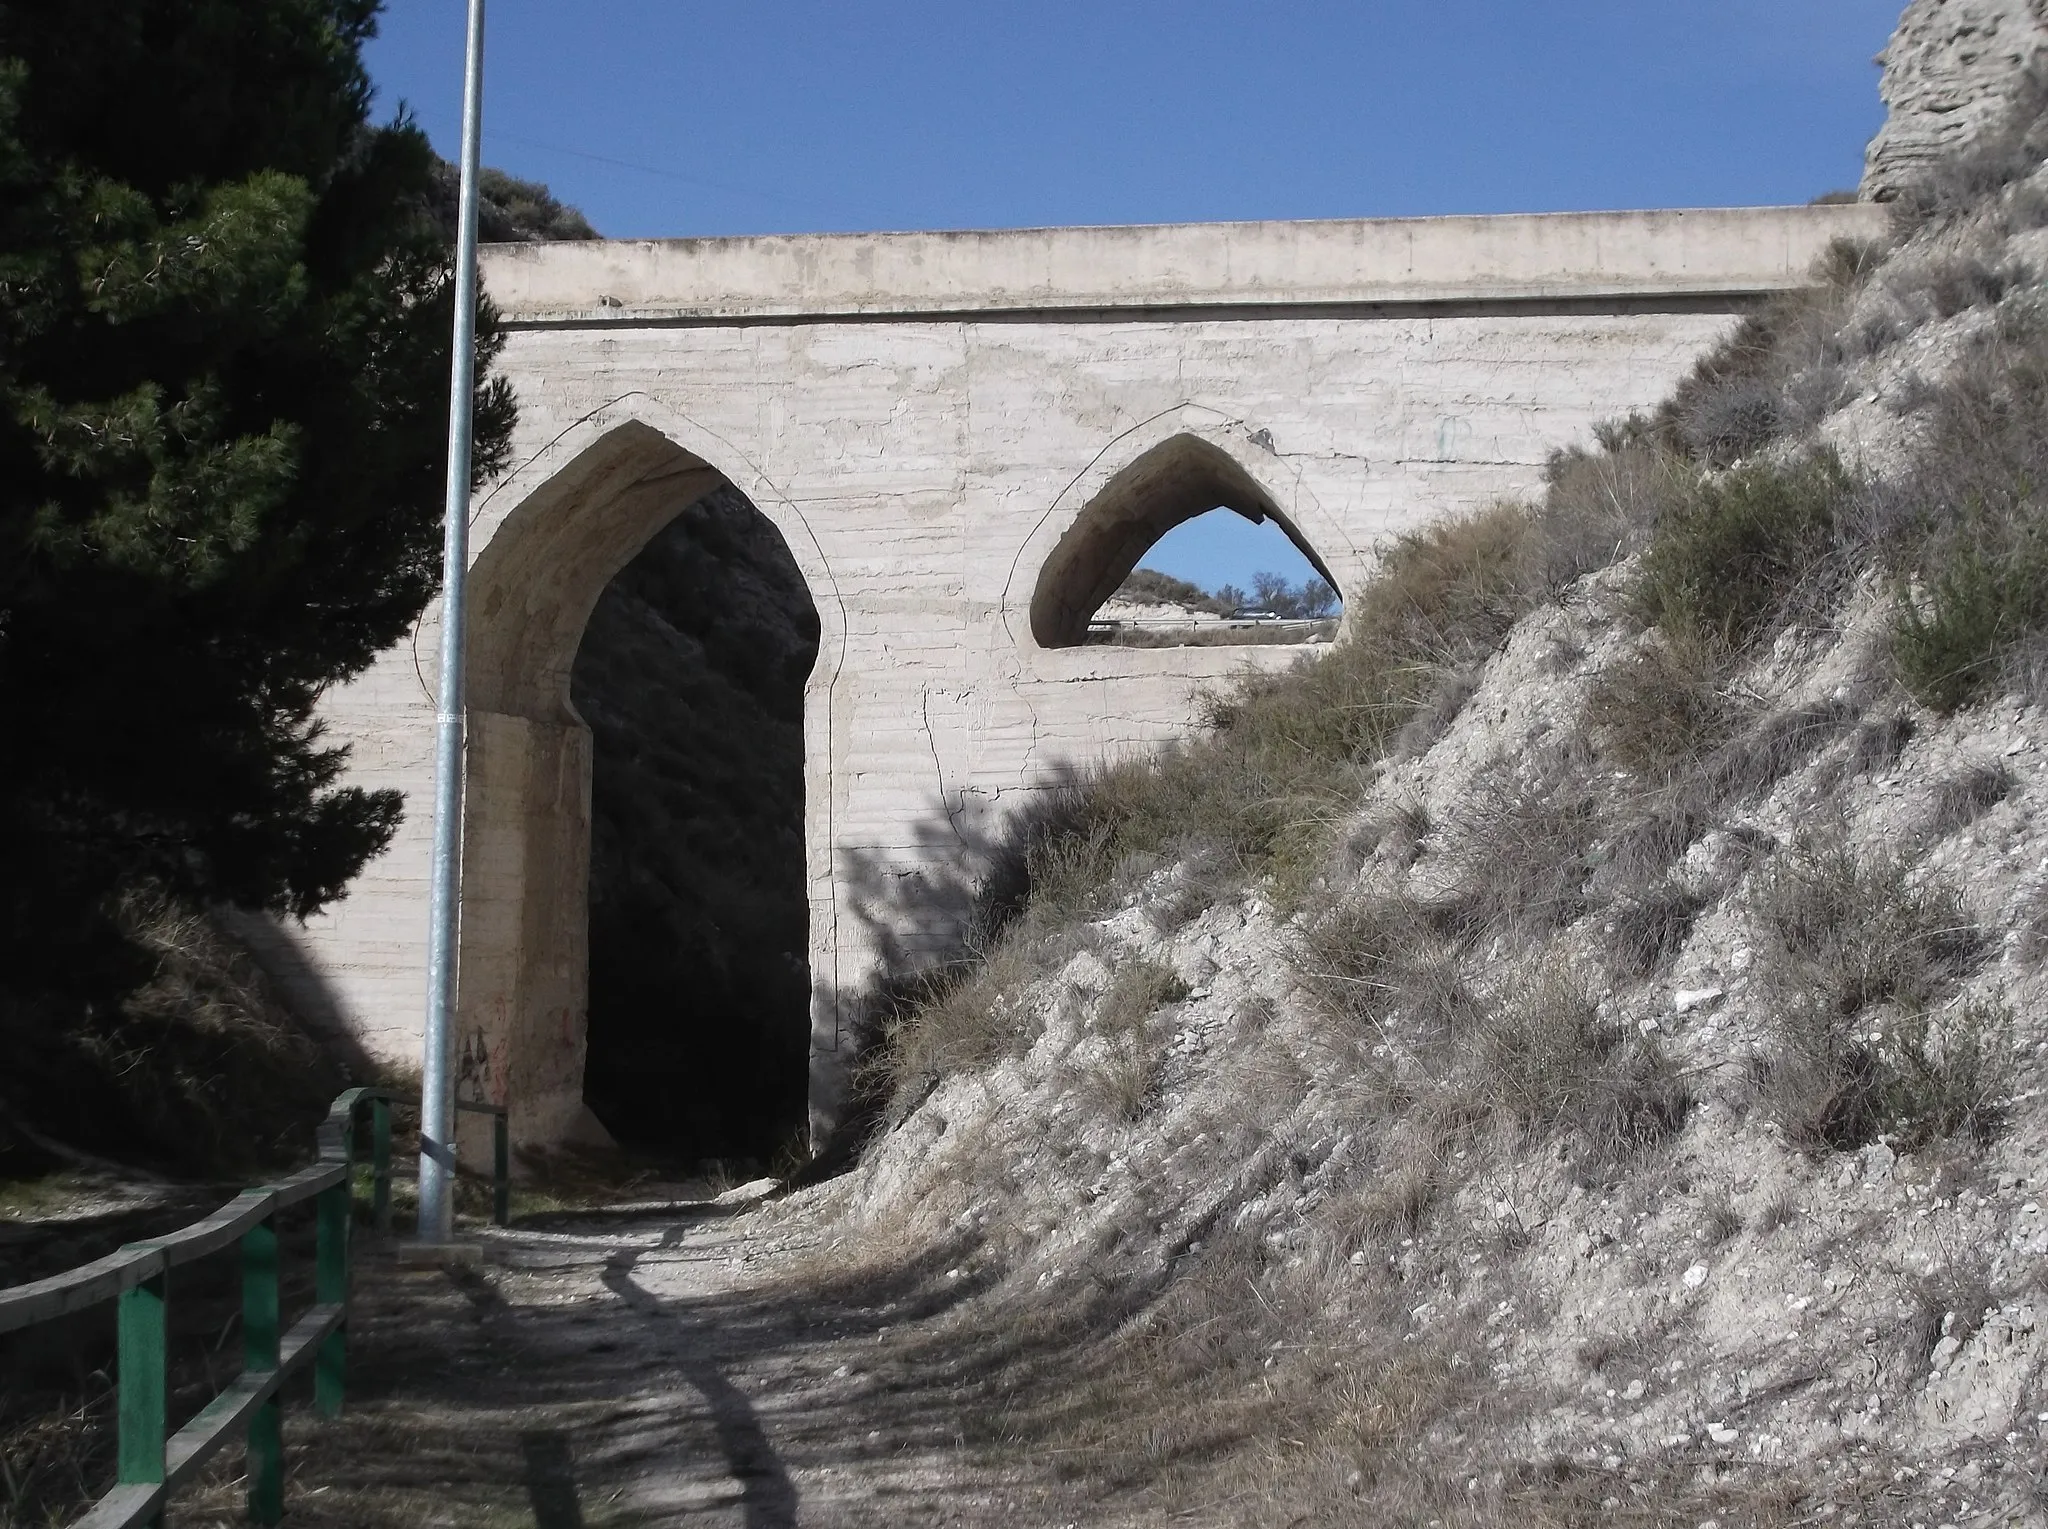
[0,0,515,979]
[1244,571,1340,619]
[1214,583,1248,612]
[1251,570,1298,616]
[429,161,599,243]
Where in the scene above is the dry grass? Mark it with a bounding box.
[1538,431,1689,555]
[1750,831,1985,1020]
[1606,884,1709,977]
[1294,895,1465,1034]
[1698,1190,1745,1247]
[1327,1135,1444,1244]
[872,931,1050,1111]
[1440,767,1600,939]
[1876,1003,2013,1150]
[1650,244,1878,468]
[1598,779,1722,892]
[1847,713,1916,774]
[0,1389,112,1529]
[893,1226,1496,1525]
[1749,832,2001,1150]
[1391,664,1482,758]
[1925,760,2015,839]
[1704,698,1860,801]
[0,890,351,1180]
[1754,1190,1800,1235]
[1294,903,1687,1178]
[1587,628,1743,780]
[1081,959,1187,1122]
[1586,687,1858,919]
[1901,1245,2002,1365]
[1473,964,1689,1162]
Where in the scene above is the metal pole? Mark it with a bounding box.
[419,0,487,1246]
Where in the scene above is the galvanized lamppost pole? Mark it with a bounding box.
[419,0,488,1247]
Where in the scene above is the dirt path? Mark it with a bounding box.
[238,1195,1089,1529]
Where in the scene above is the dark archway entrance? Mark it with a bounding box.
[569,485,821,1161]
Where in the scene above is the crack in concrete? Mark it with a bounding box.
[919,686,972,852]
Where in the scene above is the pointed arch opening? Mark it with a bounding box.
[570,486,819,1160]
[1029,434,1341,649]
[457,420,821,1163]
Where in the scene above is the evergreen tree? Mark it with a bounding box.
[0,0,514,979]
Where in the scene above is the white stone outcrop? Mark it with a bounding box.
[1864,0,2048,200]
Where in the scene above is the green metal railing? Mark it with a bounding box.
[0,1087,510,1528]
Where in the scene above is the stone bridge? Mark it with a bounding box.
[266,202,1880,1154]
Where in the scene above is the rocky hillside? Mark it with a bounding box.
[766,25,2048,1528]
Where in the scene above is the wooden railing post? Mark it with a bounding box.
[314,1127,352,1418]
[242,1214,284,1524]
[372,1093,393,1234]
[116,1260,167,1528]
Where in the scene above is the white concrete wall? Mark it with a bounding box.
[285,203,1883,1150]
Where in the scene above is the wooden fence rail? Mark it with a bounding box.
[0,1087,510,1528]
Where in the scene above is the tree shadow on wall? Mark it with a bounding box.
[819,764,1101,1163]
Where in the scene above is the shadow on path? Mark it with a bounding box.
[521,1429,587,1529]
[604,1233,799,1529]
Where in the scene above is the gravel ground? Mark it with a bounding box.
[180,1193,1094,1529]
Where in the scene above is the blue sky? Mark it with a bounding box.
[367,0,1904,593]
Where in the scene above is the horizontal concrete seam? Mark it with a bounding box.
[496,288,1795,331]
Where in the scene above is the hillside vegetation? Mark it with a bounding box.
[777,77,2048,1528]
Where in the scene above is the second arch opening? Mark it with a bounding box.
[1030,435,1341,650]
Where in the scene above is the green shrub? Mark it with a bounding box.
[1880,1004,2012,1148]
[1877,303,2048,710]
[1631,454,1851,647]
[1893,523,2048,710]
